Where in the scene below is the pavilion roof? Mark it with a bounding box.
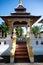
[15,5,26,11]
[0,15,41,25]
[0,3,41,25]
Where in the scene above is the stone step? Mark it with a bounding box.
[15,56,29,59]
[15,52,28,55]
[16,48,27,52]
[16,46,27,49]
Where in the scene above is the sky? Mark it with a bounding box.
[0,0,43,26]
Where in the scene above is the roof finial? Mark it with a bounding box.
[19,0,22,5]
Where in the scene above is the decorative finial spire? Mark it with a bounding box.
[19,0,22,5]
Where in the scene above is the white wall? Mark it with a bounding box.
[30,34,43,55]
[0,35,12,56]
[0,34,43,56]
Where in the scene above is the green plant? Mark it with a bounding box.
[15,26,23,38]
[0,22,9,37]
[32,26,40,35]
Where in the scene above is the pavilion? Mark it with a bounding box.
[0,0,41,63]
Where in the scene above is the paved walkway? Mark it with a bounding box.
[0,63,43,65]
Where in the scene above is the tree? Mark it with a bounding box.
[32,26,40,36]
[15,26,23,38]
[0,22,9,37]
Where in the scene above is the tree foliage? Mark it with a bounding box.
[32,26,40,35]
[0,22,9,37]
[15,26,23,38]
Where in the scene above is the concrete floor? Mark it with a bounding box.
[0,63,43,65]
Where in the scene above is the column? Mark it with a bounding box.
[26,26,30,37]
[29,22,34,62]
[10,27,16,63]
[26,26,30,45]
[7,22,12,35]
[26,26,30,62]
[30,22,33,34]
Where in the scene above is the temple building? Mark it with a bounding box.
[0,0,41,63]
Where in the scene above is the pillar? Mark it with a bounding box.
[30,22,33,34]
[26,26,30,61]
[7,22,12,35]
[26,26,30,45]
[29,22,34,62]
[10,27,16,63]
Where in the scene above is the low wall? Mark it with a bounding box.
[0,38,12,56]
[30,34,43,55]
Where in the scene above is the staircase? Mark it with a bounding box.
[14,40,30,63]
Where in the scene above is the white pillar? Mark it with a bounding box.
[10,57,14,63]
[26,26,30,38]
[29,57,34,63]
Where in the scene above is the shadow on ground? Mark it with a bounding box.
[0,55,43,63]
[0,56,10,63]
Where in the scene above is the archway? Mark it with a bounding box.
[10,21,30,63]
